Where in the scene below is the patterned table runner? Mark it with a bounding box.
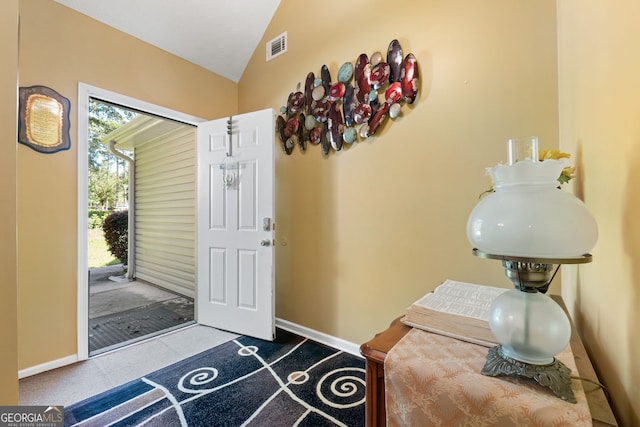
[384,328,592,426]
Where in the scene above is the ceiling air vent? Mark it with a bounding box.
[266,32,287,61]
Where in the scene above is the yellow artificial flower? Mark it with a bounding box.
[559,166,576,184]
[539,150,574,184]
[539,149,571,161]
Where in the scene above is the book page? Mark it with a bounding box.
[413,280,508,321]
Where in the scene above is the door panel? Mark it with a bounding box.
[197,109,275,340]
[208,248,227,303]
[239,160,257,230]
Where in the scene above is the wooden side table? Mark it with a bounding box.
[360,296,618,427]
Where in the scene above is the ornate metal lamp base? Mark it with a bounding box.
[481,346,576,403]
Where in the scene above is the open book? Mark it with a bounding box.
[402,280,508,347]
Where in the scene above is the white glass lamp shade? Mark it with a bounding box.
[489,290,571,364]
[467,159,598,258]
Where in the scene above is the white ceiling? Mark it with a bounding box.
[54,0,281,83]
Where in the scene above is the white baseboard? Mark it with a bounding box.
[19,320,362,379]
[275,318,363,358]
[18,354,79,379]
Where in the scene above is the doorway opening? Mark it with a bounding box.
[78,85,277,359]
[83,93,198,356]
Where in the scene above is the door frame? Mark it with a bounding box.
[76,83,204,360]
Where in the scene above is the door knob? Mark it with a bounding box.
[260,239,271,247]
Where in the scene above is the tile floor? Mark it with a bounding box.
[19,324,238,407]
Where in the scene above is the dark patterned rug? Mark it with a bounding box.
[64,330,366,426]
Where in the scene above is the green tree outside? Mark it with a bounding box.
[88,99,135,210]
[88,99,135,267]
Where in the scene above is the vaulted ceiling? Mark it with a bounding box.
[54,0,281,83]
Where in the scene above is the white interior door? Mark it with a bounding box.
[196,108,275,340]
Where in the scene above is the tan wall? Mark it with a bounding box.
[239,0,559,343]
[0,0,19,404]
[558,1,640,425]
[13,0,634,422]
[17,0,238,371]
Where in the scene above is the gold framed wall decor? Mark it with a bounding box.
[18,85,71,154]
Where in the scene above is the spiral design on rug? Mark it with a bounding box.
[316,367,366,409]
[178,367,219,393]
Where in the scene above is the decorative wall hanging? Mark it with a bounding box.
[18,85,71,154]
[219,116,241,190]
[276,39,419,156]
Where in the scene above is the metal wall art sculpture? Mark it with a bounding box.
[276,39,419,156]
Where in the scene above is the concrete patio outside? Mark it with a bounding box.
[88,265,194,353]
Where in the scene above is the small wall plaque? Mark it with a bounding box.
[18,85,71,154]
